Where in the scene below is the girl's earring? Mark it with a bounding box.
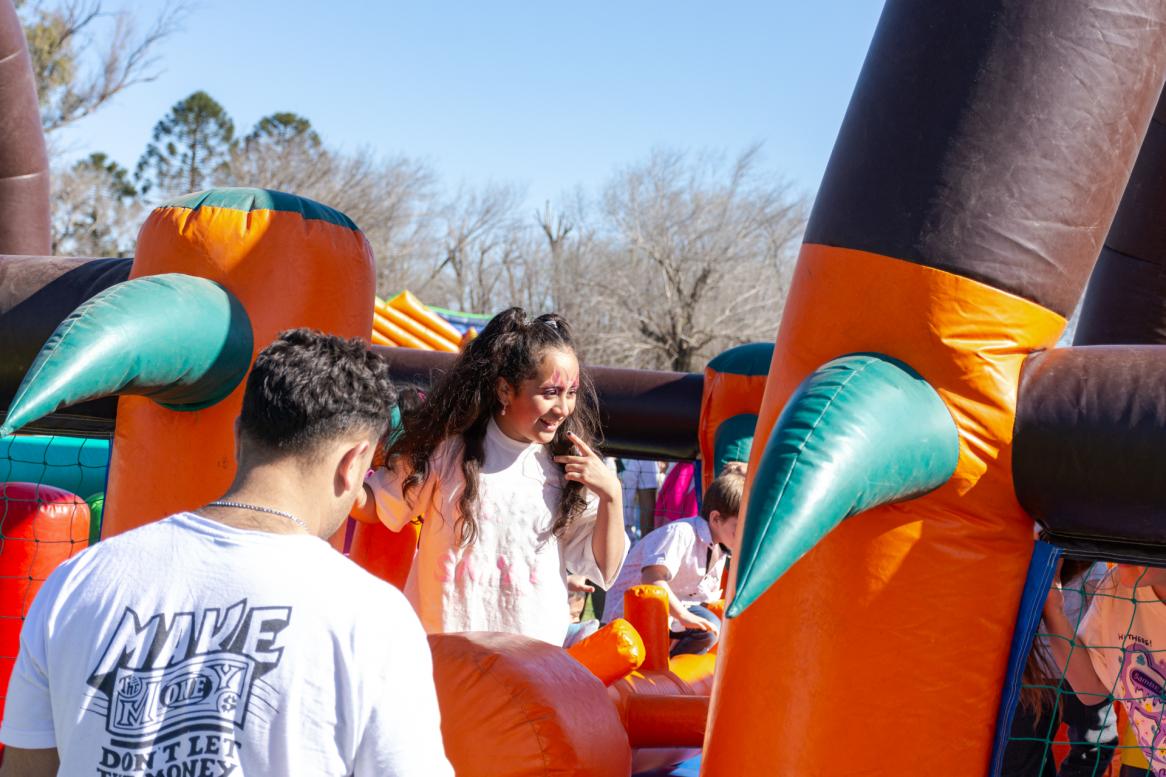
[501,404,507,416]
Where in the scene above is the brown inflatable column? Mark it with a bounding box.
[0,0,50,255]
[1075,87,1166,345]
[1014,87,1166,557]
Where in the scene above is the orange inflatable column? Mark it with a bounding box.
[697,343,772,489]
[623,584,671,673]
[346,518,420,591]
[103,189,375,535]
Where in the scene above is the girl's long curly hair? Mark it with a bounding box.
[387,307,601,547]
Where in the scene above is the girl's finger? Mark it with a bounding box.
[566,432,595,457]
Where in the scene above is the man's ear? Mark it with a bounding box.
[335,439,372,497]
[708,509,722,525]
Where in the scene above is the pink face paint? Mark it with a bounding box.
[540,367,579,394]
[528,565,540,586]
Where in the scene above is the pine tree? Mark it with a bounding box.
[244,112,320,152]
[135,91,235,199]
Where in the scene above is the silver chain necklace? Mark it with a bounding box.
[207,500,308,531]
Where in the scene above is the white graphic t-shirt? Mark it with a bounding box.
[0,512,453,776]
[1078,575,1166,772]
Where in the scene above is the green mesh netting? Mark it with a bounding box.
[0,433,110,723]
[1005,560,1166,777]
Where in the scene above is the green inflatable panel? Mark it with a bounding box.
[85,491,104,546]
[707,342,774,377]
[0,434,109,497]
[713,413,757,475]
[727,353,959,618]
[1,274,253,436]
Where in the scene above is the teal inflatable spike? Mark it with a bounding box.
[1,274,253,436]
[713,413,758,476]
[726,353,959,618]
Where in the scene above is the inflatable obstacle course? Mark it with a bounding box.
[4,0,1166,772]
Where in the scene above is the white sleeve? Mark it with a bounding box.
[638,523,692,579]
[366,465,414,532]
[559,493,628,590]
[353,594,453,776]
[0,577,58,748]
[367,459,443,534]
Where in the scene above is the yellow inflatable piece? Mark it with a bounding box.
[373,310,430,350]
[369,292,463,352]
[375,298,458,352]
[388,291,463,343]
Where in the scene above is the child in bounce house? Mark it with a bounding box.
[1043,563,1166,776]
[600,467,743,656]
[352,308,628,647]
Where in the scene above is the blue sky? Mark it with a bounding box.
[57,1,885,207]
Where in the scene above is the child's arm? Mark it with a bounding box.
[557,432,626,586]
[356,460,431,533]
[1042,585,1111,704]
[641,565,718,633]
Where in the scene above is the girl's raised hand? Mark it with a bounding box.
[554,432,621,503]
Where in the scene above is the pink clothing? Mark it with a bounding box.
[367,420,626,646]
[655,461,699,528]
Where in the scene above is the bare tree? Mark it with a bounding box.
[224,126,438,295]
[18,0,191,135]
[591,146,806,371]
[426,184,525,312]
[531,196,618,361]
[51,152,142,255]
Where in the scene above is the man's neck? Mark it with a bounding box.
[205,461,324,537]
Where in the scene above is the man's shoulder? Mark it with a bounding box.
[47,513,186,572]
[89,511,201,545]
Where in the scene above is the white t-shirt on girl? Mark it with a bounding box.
[368,419,627,646]
[1077,572,1166,769]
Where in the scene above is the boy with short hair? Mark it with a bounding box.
[602,469,743,655]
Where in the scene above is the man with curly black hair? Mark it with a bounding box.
[1,329,453,777]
